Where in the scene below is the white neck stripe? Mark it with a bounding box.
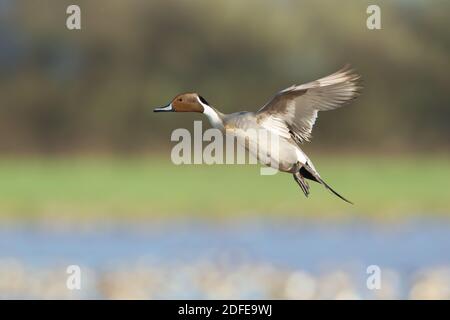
[197,97,223,128]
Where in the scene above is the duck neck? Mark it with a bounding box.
[198,100,224,129]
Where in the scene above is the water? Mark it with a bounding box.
[2,219,450,270]
[1,218,450,299]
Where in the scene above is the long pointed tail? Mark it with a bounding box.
[300,163,353,204]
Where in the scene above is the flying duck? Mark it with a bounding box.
[154,66,361,203]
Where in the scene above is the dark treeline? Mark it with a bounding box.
[0,0,448,154]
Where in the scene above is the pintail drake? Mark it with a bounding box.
[154,65,362,203]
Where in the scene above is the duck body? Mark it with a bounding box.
[154,65,361,203]
[219,111,309,173]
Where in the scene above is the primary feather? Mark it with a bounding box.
[257,65,362,143]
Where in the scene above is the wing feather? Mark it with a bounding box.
[257,65,361,143]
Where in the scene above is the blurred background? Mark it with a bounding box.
[0,0,449,299]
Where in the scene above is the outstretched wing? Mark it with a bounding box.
[257,65,361,143]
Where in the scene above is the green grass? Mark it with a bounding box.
[0,155,449,221]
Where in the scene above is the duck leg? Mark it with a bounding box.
[293,171,310,197]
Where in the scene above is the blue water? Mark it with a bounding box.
[2,218,450,272]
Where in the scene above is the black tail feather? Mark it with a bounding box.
[300,163,353,204]
[316,176,353,204]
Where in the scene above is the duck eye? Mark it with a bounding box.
[178,98,182,102]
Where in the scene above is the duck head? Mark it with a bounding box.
[154,93,209,113]
[154,92,224,128]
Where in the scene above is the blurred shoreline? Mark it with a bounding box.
[0,155,449,222]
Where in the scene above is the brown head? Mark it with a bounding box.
[154,93,209,113]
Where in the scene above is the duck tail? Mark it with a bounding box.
[299,163,353,204]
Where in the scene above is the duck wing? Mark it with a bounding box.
[256,65,361,143]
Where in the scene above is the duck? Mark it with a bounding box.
[154,65,361,203]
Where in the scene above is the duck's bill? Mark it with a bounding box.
[153,104,174,112]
